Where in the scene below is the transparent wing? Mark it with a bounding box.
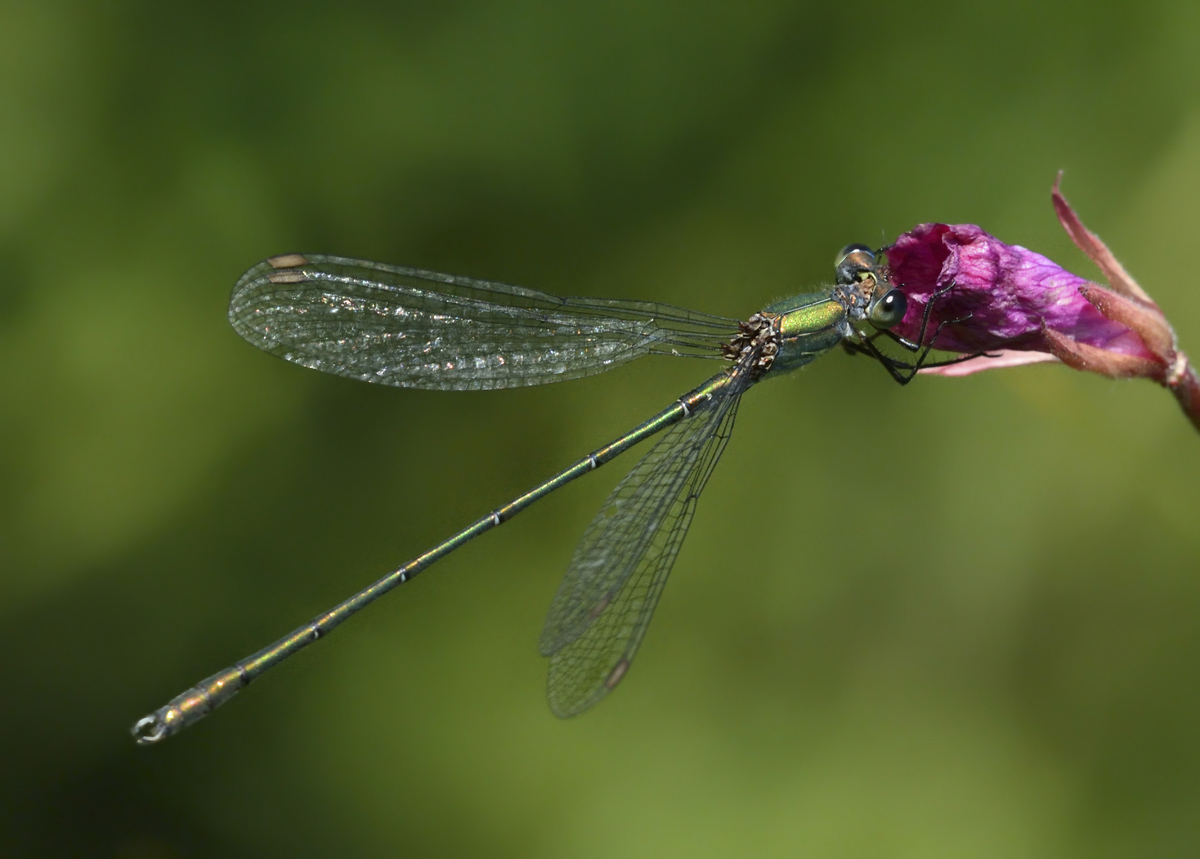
[540,367,748,717]
[229,254,735,391]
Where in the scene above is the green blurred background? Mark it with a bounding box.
[4,1,1200,856]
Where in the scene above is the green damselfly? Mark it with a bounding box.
[132,245,953,744]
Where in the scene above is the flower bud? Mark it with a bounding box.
[882,176,1199,430]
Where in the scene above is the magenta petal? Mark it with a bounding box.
[886,223,1157,362]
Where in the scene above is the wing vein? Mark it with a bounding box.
[541,365,750,717]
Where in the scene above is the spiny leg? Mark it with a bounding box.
[847,336,989,385]
[889,282,962,354]
[849,282,989,385]
[842,280,959,361]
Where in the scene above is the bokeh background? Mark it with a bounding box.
[4,2,1200,856]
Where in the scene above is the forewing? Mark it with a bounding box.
[229,254,731,391]
[540,371,747,717]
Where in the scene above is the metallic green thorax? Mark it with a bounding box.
[763,292,849,374]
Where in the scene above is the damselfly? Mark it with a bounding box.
[132,244,955,744]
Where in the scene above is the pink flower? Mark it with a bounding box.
[887,223,1154,359]
[883,175,1200,431]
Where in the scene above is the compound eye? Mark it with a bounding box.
[835,243,875,267]
[869,289,907,328]
[835,244,878,286]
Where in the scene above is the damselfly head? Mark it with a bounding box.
[835,243,906,328]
